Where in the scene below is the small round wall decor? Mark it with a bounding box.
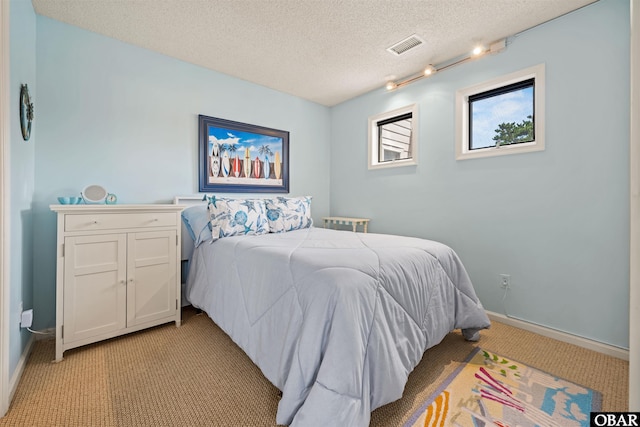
[19,84,34,141]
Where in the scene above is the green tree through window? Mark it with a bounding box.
[493,115,534,147]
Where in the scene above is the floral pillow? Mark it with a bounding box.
[204,195,270,241]
[265,196,313,233]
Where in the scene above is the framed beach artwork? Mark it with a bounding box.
[198,115,289,193]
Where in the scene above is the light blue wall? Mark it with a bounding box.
[330,0,630,348]
[9,0,36,377]
[32,16,331,329]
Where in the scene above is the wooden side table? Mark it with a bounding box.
[323,216,370,233]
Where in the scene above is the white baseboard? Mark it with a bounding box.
[8,334,34,402]
[486,311,629,361]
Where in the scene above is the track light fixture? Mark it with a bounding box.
[423,65,436,76]
[385,38,507,91]
[472,45,485,56]
[385,81,398,91]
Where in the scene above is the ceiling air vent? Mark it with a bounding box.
[387,34,424,56]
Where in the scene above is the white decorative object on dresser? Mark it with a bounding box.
[49,204,184,362]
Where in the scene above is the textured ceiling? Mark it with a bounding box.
[31,0,597,106]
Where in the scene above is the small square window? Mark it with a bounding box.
[456,64,544,160]
[378,113,412,161]
[368,104,418,169]
[470,78,534,150]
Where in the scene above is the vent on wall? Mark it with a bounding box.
[387,34,424,55]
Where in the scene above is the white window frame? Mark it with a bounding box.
[368,104,418,170]
[455,64,545,160]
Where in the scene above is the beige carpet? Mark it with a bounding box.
[0,307,628,426]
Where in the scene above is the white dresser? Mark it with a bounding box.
[50,204,184,361]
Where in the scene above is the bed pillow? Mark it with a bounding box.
[265,196,313,233]
[181,204,212,248]
[206,196,270,241]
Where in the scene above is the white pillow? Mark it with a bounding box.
[206,196,270,241]
[265,196,313,233]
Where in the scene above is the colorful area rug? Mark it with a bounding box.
[404,347,602,427]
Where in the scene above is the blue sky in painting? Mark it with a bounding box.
[208,126,283,160]
[471,86,533,149]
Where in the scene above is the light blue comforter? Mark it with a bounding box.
[186,227,490,426]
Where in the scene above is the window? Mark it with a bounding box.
[469,78,534,150]
[456,64,544,160]
[368,104,418,169]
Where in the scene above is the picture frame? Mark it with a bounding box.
[198,115,289,193]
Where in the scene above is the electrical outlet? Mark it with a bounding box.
[499,274,511,289]
[20,309,33,329]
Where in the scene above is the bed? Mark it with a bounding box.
[176,196,490,426]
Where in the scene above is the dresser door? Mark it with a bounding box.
[63,234,127,343]
[126,230,177,327]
